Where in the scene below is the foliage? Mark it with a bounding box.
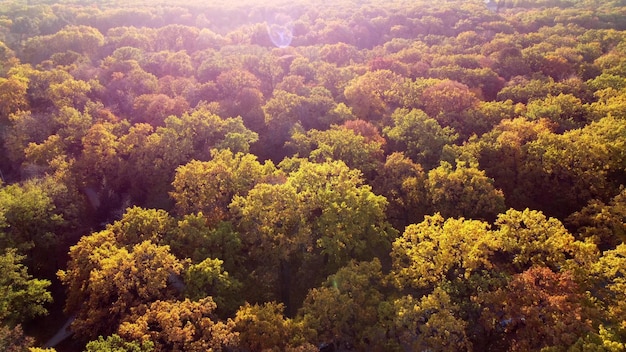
[118,298,238,352]
[1,0,626,350]
[383,108,458,170]
[58,238,182,340]
[427,160,506,221]
[234,302,315,352]
[0,324,35,352]
[0,249,51,326]
[300,259,387,350]
[170,149,272,223]
[85,334,154,352]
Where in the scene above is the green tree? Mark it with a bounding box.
[22,25,104,64]
[168,215,242,270]
[383,108,458,170]
[525,93,593,132]
[466,117,555,212]
[0,181,64,274]
[183,258,242,317]
[85,334,154,352]
[300,259,387,350]
[120,108,258,207]
[392,287,471,352]
[261,89,306,160]
[231,160,392,308]
[520,116,626,218]
[566,188,626,251]
[288,125,384,178]
[0,249,52,327]
[591,244,626,331]
[371,152,429,229]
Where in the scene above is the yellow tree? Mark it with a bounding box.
[118,298,238,352]
[234,302,316,352]
[170,149,273,223]
[390,214,495,292]
[58,238,182,340]
[427,160,506,221]
[0,74,29,122]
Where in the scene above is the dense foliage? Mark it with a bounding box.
[1,0,626,350]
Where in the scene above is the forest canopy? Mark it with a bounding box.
[1,0,626,350]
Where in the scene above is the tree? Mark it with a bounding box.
[22,25,104,64]
[591,244,626,331]
[106,206,177,246]
[466,117,555,212]
[261,89,306,160]
[525,93,593,132]
[85,334,154,352]
[168,215,242,271]
[383,108,458,170]
[566,188,626,251]
[118,298,238,352]
[0,75,29,122]
[0,181,64,274]
[0,249,52,327]
[234,302,315,352]
[390,208,593,292]
[492,208,596,275]
[519,116,626,218]
[170,149,272,223]
[392,288,471,352]
[231,160,392,308]
[75,120,127,199]
[300,259,387,350]
[154,25,199,52]
[390,214,495,292]
[120,108,258,207]
[131,93,189,126]
[48,78,93,110]
[477,267,592,351]
[0,324,36,352]
[427,160,506,221]
[343,70,404,122]
[58,239,182,340]
[371,152,429,229]
[98,60,158,118]
[420,80,479,132]
[183,258,242,317]
[288,125,384,179]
